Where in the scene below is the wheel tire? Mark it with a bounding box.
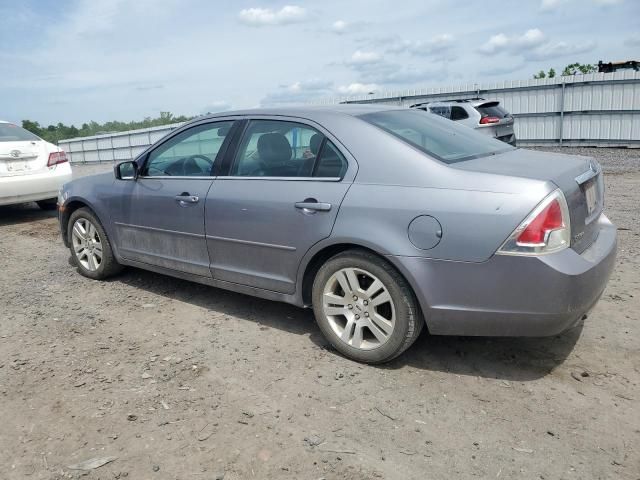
[67,207,122,280]
[312,250,423,364]
[37,198,58,210]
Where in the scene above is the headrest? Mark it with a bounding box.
[257,133,292,164]
[309,133,323,155]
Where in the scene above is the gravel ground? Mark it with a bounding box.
[1,148,638,479]
[532,147,640,174]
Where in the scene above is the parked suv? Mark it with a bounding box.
[411,98,516,146]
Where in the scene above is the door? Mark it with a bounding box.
[205,119,352,293]
[113,120,235,276]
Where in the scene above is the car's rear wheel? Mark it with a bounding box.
[37,198,57,210]
[68,207,122,280]
[312,250,423,364]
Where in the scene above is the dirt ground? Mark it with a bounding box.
[1,149,639,480]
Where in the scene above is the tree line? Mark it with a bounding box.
[21,111,192,144]
[532,62,598,79]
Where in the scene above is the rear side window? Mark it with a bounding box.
[427,106,451,119]
[314,140,347,178]
[231,120,347,178]
[450,106,469,121]
[475,102,509,118]
[0,123,41,142]
[360,110,514,164]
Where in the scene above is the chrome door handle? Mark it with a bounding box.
[175,194,199,204]
[295,201,332,212]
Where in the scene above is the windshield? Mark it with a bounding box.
[360,110,514,164]
[0,123,41,142]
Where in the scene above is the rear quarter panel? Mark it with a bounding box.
[333,179,551,262]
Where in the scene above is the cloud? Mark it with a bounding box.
[478,28,595,60]
[201,101,232,114]
[540,0,569,10]
[479,62,527,77]
[524,40,596,60]
[542,0,622,8]
[518,28,546,48]
[332,20,349,34]
[478,29,546,55]
[134,84,164,91]
[347,50,383,65]
[386,34,455,57]
[337,83,379,95]
[261,79,333,105]
[344,53,448,86]
[238,5,306,27]
[478,33,509,55]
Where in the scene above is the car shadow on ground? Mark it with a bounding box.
[109,266,581,382]
[0,203,57,227]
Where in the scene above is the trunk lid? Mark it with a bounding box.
[453,148,604,253]
[0,140,49,177]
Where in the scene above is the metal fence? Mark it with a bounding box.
[59,71,640,163]
[325,70,640,148]
[59,123,185,164]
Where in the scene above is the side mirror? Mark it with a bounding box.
[114,161,138,180]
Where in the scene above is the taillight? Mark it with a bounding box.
[479,116,500,124]
[47,151,68,167]
[497,189,571,256]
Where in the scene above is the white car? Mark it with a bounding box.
[0,120,72,209]
[411,98,516,146]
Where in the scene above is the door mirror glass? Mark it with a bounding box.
[114,161,137,180]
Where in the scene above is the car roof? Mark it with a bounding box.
[197,104,402,123]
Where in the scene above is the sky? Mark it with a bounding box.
[1,0,638,126]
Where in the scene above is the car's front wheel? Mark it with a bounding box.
[312,250,423,364]
[68,207,122,280]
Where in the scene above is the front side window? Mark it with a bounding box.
[0,123,41,142]
[143,121,234,177]
[360,110,514,164]
[231,120,346,178]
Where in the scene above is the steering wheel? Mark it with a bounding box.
[181,155,213,176]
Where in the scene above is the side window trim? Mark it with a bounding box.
[226,119,259,177]
[212,119,247,176]
[139,119,237,178]
[310,137,327,177]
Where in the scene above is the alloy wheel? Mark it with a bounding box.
[322,267,396,350]
[71,218,103,272]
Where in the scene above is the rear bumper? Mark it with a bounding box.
[0,164,72,206]
[391,214,617,336]
[498,133,516,146]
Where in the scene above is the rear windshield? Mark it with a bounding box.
[360,110,514,164]
[0,123,41,142]
[475,102,509,118]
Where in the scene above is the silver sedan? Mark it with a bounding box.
[57,106,616,363]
